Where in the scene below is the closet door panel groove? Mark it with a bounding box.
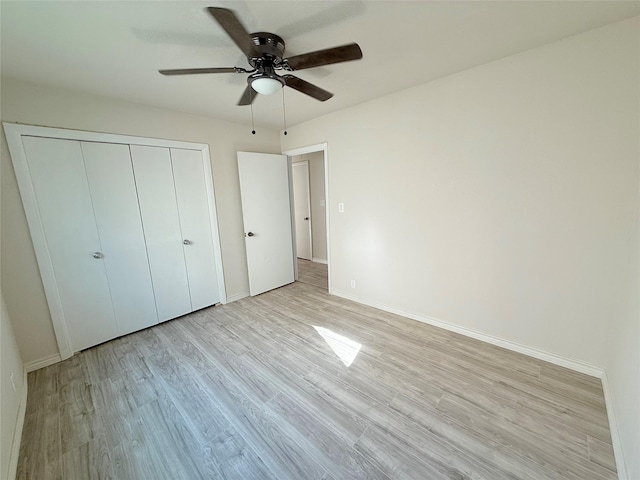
[130,145,192,321]
[171,148,220,310]
[81,141,159,335]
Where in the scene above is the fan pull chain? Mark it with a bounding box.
[282,88,288,136]
[250,89,256,135]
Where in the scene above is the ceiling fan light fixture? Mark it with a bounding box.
[159,8,361,105]
[250,76,284,95]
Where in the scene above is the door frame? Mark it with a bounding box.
[3,122,228,360]
[282,143,331,293]
[291,160,313,261]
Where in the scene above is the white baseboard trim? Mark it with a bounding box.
[312,258,328,265]
[331,289,604,378]
[25,353,62,372]
[8,367,28,480]
[601,372,628,479]
[225,291,250,303]
[329,289,636,476]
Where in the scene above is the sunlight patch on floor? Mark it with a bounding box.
[313,326,362,367]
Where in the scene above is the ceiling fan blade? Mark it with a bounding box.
[285,43,362,71]
[159,67,240,76]
[237,85,257,106]
[206,7,255,57]
[283,75,333,102]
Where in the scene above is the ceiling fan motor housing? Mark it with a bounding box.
[248,32,286,69]
[158,7,362,105]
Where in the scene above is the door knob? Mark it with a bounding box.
[92,252,104,259]
[183,239,192,245]
[247,232,255,237]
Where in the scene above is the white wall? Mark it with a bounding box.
[308,152,328,262]
[1,291,26,480]
[282,17,639,476]
[1,78,281,365]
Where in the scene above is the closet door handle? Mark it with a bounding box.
[92,252,104,259]
[183,239,192,245]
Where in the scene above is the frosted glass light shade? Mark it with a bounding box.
[251,77,283,95]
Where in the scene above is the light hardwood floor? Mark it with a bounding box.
[18,281,617,479]
[297,258,328,289]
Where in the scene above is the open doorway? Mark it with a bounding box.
[286,145,329,291]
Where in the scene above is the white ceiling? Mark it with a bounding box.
[2,1,639,130]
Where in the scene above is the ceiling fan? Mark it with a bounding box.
[159,7,363,105]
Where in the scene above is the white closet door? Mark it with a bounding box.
[171,148,220,310]
[130,145,192,321]
[22,136,118,351]
[81,142,158,335]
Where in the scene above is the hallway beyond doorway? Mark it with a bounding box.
[297,259,327,290]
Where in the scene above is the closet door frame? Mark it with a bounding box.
[3,122,227,360]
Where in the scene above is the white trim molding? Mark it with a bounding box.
[331,289,605,378]
[25,353,62,373]
[312,257,328,265]
[8,368,28,480]
[601,372,628,479]
[331,290,632,476]
[282,143,328,157]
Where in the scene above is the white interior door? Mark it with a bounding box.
[81,141,159,335]
[237,152,295,296]
[22,136,118,351]
[292,161,313,260]
[130,145,192,321]
[171,148,220,310]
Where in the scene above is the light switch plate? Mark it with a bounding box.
[338,203,344,213]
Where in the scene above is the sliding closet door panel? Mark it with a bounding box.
[130,145,192,321]
[22,136,118,351]
[171,148,220,310]
[82,142,158,334]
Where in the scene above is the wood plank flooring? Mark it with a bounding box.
[18,281,617,479]
[297,258,328,289]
